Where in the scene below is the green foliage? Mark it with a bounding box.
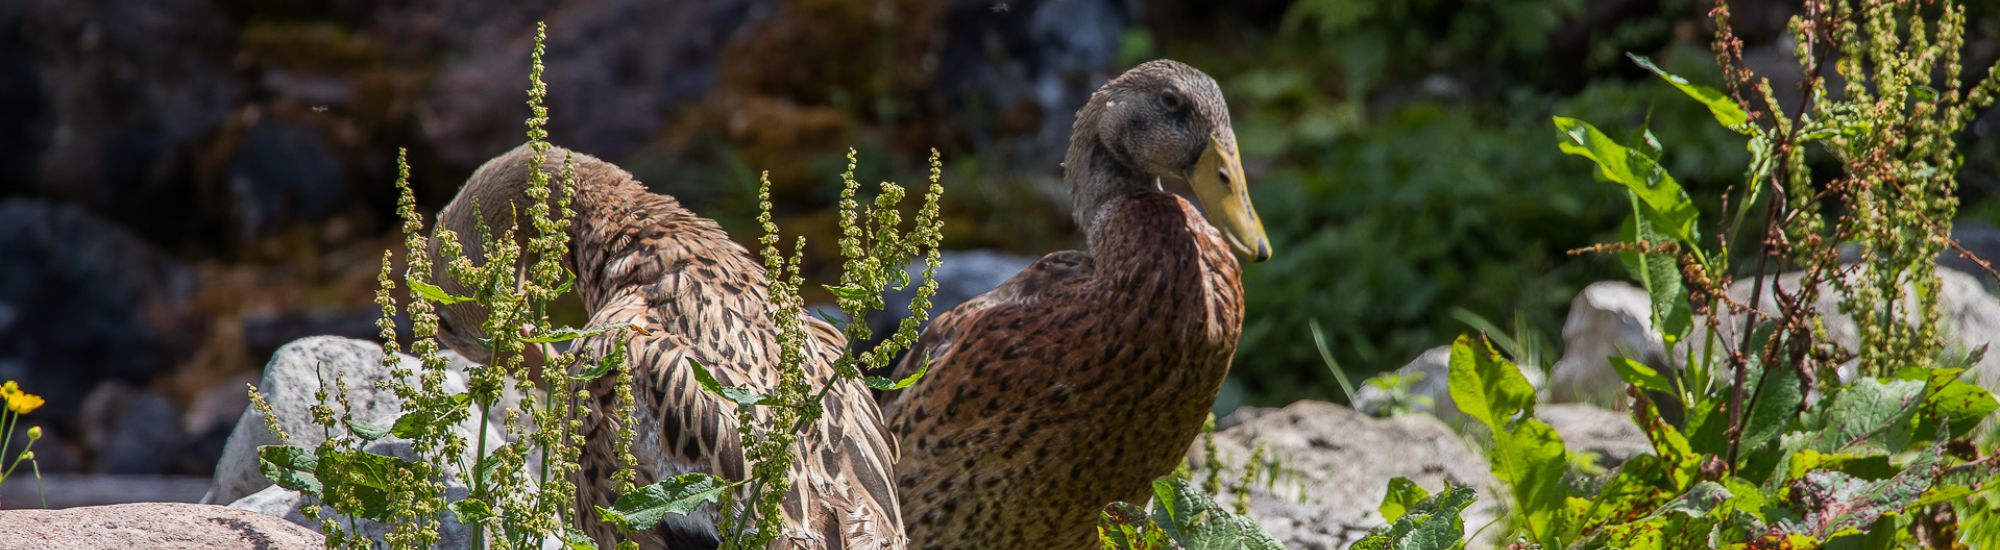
[1351,479,1476,550]
[1426,1,2000,546]
[594,474,734,532]
[1096,477,1285,550]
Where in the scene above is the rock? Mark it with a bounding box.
[1546,281,1663,408]
[1187,401,1502,549]
[204,336,502,505]
[0,502,323,549]
[1352,345,1542,426]
[1538,403,1650,469]
[1719,269,2000,390]
[182,372,258,475]
[1944,224,2000,295]
[79,384,186,475]
[0,199,201,427]
[228,439,479,549]
[218,111,350,241]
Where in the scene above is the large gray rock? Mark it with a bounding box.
[1185,401,1502,550]
[203,336,503,505]
[1717,268,2000,391]
[1546,281,1661,408]
[1538,403,1651,470]
[0,502,323,549]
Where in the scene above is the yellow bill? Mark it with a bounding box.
[1187,135,1271,262]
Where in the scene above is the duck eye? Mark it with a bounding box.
[1158,89,1183,111]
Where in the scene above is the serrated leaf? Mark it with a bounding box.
[257,445,322,496]
[523,322,633,344]
[1791,378,1925,455]
[406,275,473,305]
[1353,484,1477,550]
[1553,117,1701,246]
[594,473,731,532]
[1627,53,1751,133]
[865,352,931,391]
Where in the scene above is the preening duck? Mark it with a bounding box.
[880,59,1270,547]
[431,144,906,549]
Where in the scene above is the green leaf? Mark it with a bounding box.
[1447,334,1570,548]
[1796,442,1945,539]
[257,445,322,496]
[864,352,931,391]
[594,473,732,531]
[390,393,473,439]
[1378,477,1431,524]
[1446,334,1536,428]
[450,499,494,525]
[315,447,418,521]
[1897,367,2000,438]
[406,275,473,305]
[1352,484,1477,550]
[1553,117,1701,246]
[686,358,772,408]
[823,284,873,303]
[1626,53,1751,133]
[1742,364,1803,454]
[1617,193,1692,346]
[346,418,391,441]
[1791,378,1925,455]
[1610,356,1675,396]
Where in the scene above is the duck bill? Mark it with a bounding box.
[1187,136,1271,262]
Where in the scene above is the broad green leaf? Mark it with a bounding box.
[1796,442,1945,539]
[1896,367,1999,437]
[1616,194,1692,345]
[1791,378,1925,455]
[1447,334,1570,546]
[1553,117,1701,245]
[1352,484,1477,550]
[1785,450,1892,483]
[594,473,732,531]
[257,445,322,495]
[1610,356,1676,396]
[450,499,494,525]
[1101,477,1284,550]
[1741,364,1803,454]
[1626,53,1751,133]
[864,352,931,391]
[1446,334,1536,429]
[390,393,473,439]
[315,447,418,521]
[406,275,473,305]
[347,418,391,441]
[1378,477,1431,524]
[823,284,873,303]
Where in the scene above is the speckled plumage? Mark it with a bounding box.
[433,145,906,549]
[880,60,1252,548]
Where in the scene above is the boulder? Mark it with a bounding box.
[1186,401,1502,549]
[204,336,503,505]
[1546,281,1661,408]
[1538,403,1651,469]
[0,502,323,549]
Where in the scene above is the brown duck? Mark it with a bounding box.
[880,60,1270,547]
[431,145,907,549]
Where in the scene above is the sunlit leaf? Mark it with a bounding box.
[594,473,732,531]
[1553,117,1701,246]
[1626,53,1751,133]
[865,352,930,391]
[258,445,322,496]
[406,275,474,305]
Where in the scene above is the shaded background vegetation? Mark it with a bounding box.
[0,0,1994,476]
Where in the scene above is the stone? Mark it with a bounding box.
[203,336,502,505]
[0,502,323,549]
[1546,281,1663,408]
[1718,268,2000,391]
[79,384,186,475]
[1187,401,1502,549]
[1538,403,1651,469]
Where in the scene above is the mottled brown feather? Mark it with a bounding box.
[432,144,906,549]
[881,60,1248,548]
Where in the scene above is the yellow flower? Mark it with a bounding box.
[5,391,41,415]
[0,381,17,402]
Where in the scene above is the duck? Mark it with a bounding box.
[879,59,1270,548]
[429,144,906,549]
